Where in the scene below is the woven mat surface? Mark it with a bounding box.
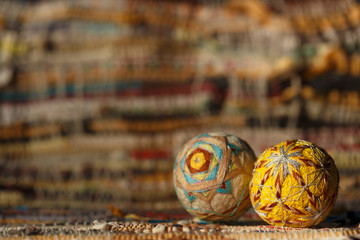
[2,221,360,240]
[1,209,360,240]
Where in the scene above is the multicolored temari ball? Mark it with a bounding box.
[173,133,256,222]
[250,139,339,228]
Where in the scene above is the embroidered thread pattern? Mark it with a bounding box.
[173,133,256,221]
[250,139,339,228]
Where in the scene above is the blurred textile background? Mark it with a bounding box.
[0,0,360,219]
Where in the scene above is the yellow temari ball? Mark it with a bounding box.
[250,139,339,228]
[174,133,256,222]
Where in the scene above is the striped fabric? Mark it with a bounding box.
[0,0,359,218]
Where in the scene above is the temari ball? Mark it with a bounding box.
[250,139,339,228]
[173,133,256,222]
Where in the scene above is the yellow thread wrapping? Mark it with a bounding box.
[190,152,207,170]
[250,139,339,228]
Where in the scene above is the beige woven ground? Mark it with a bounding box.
[2,221,360,240]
